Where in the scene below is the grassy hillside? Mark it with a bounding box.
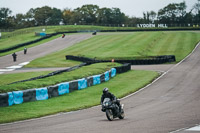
[0,25,110,56]
[1,25,199,57]
[26,31,200,68]
[0,25,132,50]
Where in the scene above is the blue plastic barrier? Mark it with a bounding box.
[39,32,46,36]
[104,71,109,81]
[111,68,116,77]
[78,78,87,90]
[7,92,14,106]
[58,82,69,95]
[13,91,23,104]
[36,87,48,100]
[93,75,101,85]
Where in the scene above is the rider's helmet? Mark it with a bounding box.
[103,87,109,94]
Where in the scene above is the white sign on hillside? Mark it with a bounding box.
[137,24,168,28]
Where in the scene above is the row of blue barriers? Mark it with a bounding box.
[0,68,116,107]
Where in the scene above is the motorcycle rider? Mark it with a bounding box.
[101,87,121,113]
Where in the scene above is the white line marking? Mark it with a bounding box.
[0,61,30,74]
[19,62,30,66]
[6,65,23,69]
[186,125,200,131]
[0,69,15,72]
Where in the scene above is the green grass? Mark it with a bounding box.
[0,25,129,57]
[0,71,52,86]
[25,55,81,68]
[0,70,159,124]
[0,25,100,57]
[0,34,61,57]
[0,62,121,93]
[26,31,200,68]
[0,25,131,56]
[63,31,200,61]
[1,25,199,57]
[148,31,200,61]
[0,33,39,49]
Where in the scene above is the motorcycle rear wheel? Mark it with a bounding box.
[106,109,114,121]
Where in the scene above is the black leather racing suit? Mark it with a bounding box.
[101,92,121,111]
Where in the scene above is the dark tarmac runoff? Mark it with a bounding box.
[0,33,200,133]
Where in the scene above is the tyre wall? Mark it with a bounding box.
[0,67,127,107]
[66,55,176,65]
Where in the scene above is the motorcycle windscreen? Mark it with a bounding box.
[103,98,111,104]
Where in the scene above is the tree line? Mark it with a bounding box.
[0,0,200,29]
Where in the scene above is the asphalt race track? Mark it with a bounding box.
[0,33,200,133]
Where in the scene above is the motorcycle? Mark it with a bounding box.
[101,98,125,121]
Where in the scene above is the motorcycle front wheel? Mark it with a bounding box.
[106,109,114,121]
[118,109,125,119]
